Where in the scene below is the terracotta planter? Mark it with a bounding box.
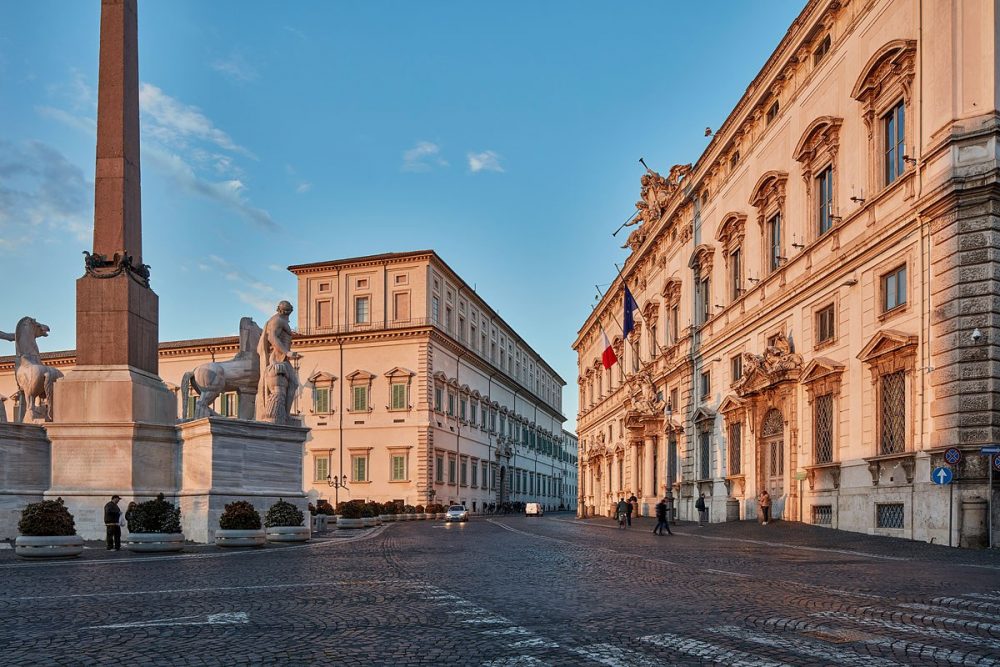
[214,529,265,547]
[336,518,364,529]
[126,533,185,553]
[265,525,310,543]
[15,535,84,559]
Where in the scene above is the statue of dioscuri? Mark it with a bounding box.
[12,316,63,422]
[255,301,301,425]
[180,317,263,420]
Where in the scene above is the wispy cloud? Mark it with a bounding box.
[402,141,448,172]
[145,146,277,231]
[211,53,258,83]
[0,139,92,250]
[198,254,282,315]
[36,105,95,133]
[139,83,256,159]
[467,150,504,173]
[295,182,312,194]
[283,26,308,41]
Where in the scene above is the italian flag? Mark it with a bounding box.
[601,326,617,369]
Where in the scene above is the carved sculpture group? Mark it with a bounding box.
[2,317,64,423]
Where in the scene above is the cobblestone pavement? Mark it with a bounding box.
[1,514,998,666]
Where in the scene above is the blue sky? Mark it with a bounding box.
[0,0,805,430]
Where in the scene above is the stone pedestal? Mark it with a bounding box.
[177,417,308,543]
[54,365,175,425]
[45,421,178,540]
[0,423,51,540]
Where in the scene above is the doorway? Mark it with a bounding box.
[761,408,785,517]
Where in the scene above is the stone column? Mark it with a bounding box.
[643,434,656,515]
[629,440,639,496]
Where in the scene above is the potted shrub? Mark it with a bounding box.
[215,500,265,547]
[311,499,335,532]
[265,498,310,543]
[336,501,365,529]
[125,493,184,553]
[364,501,381,526]
[413,504,425,520]
[379,502,397,523]
[402,504,416,521]
[430,503,447,519]
[15,498,84,559]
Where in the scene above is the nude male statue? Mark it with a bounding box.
[255,300,301,424]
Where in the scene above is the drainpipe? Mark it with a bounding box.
[337,337,344,506]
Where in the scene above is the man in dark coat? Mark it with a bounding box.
[627,494,637,527]
[653,496,672,535]
[696,493,708,526]
[104,495,122,550]
[616,498,628,529]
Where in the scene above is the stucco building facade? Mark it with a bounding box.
[574,0,1000,545]
[1,251,568,513]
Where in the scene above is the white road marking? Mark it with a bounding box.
[572,643,668,666]
[87,611,249,629]
[640,632,794,667]
[812,611,1000,651]
[12,579,401,602]
[707,625,907,667]
[481,657,550,667]
[897,602,1000,622]
[964,592,1000,603]
[931,596,1000,612]
[844,605,1000,635]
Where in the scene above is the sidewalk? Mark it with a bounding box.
[570,515,1000,568]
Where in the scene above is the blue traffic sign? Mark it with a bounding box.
[981,445,1000,454]
[931,466,953,485]
[944,447,962,465]
[993,454,1000,472]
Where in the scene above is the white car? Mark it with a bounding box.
[525,502,543,517]
[445,505,469,522]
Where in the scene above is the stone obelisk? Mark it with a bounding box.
[47,0,178,538]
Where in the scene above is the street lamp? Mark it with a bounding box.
[326,474,349,505]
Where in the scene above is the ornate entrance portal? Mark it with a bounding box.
[762,409,785,506]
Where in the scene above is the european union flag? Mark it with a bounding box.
[623,286,639,337]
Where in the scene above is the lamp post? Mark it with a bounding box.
[664,400,675,520]
[326,474,349,506]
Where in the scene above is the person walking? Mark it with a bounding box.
[625,496,635,527]
[653,496,672,535]
[124,501,137,531]
[695,493,708,527]
[104,495,122,550]
[759,489,772,525]
[616,497,628,529]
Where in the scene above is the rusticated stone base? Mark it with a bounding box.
[0,423,50,541]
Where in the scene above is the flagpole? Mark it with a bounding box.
[614,262,643,368]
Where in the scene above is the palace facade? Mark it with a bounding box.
[1,251,573,513]
[574,0,1000,545]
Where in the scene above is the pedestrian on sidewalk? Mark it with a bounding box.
[696,493,708,527]
[626,495,636,527]
[104,494,122,551]
[759,489,771,525]
[653,496,672,535]
[616,498,628,529]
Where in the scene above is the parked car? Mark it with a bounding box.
[445,505,469,522]
[525,503,543,517]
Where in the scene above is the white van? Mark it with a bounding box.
[525,502,543,517]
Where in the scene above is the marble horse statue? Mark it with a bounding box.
[13,316,63,422]
[180,317,262,419]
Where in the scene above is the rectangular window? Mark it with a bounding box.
[701,371,711,399]
[390,383,407,410]
[460,398,467,421]
[460,459,468,486]
[884,101,906,186]
[432,296,440,324]
[471,461,478,487]
[817,166,834,235]
[445,306,453,332]
[670,305,679,344]
[766,100,779,125]
[699,431,711,479]
[391,454,406,481]
[876,503,905,529]
[700,277,711,324]
[482,462,489,490]
[447,392,455,416]
[354,296,370,324]
[731,355,742,382]
[668,434,678,486]
[813,34,831,64]
[351,455,368,483]
[470,402,477,425]
[393,292,410,322]
[448,458,456,484]
[314,387,330,414]
[815,393,834,463]
[728,422,742,475]
[880,371,906,455]
[812,504,833,525]
[730,248,742,301]
[433,387,442,412]
[220,391,237,418]
[314,456,329,482]
[352,385,368,412]
[882,265,907,312]
[435,455,444,483]
[816,304,835,344]
[481,404,487,429]
[316,299,332,329]
[768,212,782,272]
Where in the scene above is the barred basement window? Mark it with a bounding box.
[876,503,904,529]
[812,505,832,525]
[699,431,711,479]
[880,371,905,455]
[728,422,742,475]
[814,393,834,464]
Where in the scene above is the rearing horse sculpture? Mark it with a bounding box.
[180,317,262,419]
[13,316,63,422]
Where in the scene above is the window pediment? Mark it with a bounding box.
[718,395,745,414]
[345,369,376,383]
[857,329,918,364]
[715,212,747,251]
[384,366,416,380]
[800,357,846,384]
[308,370,338,384]
[851,40,917,103]
[688,243,716,273]
[693,407,716,427]
[749,171,789,210]
[642,300,660,325]
[793,116,843,165]
[661,278,682,306]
